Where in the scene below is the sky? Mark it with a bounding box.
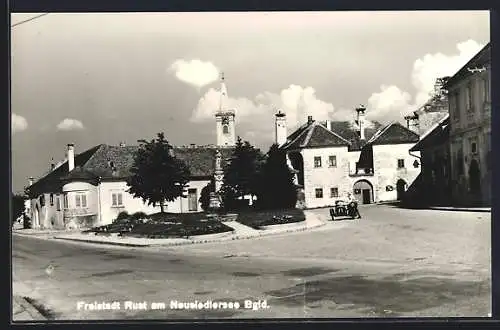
[11,11,490,192]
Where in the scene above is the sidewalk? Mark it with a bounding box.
[48,211,326,247]
[428,206,491,213]
[12,279,47,321]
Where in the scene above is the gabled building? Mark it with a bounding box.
[25,75,236,230]
[277,106,421,209]
[445,42,491,206]
[408,114,451,206]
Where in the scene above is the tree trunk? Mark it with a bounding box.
[160,201,165,213]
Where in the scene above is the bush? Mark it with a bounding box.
[114,211,129,223]
[237,208,305,229]
[130,211,149,221]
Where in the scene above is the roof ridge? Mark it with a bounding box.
[367,122,394,144]
[285,123,311,149]
[300,122,318,147]
[80,144,106,170]
[319,122,352,145]
[415,113,450,143]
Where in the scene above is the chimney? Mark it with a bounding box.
[325,120,331,130]
[67,144,75,172]
[275,110,287,146]
[355,105,366,140]
[307,116,313,125]
[28,177,34,186]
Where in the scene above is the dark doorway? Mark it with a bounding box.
[353,180,373,204]
[469,159,481,194]
[188,189,198,211]
[362,189,371,204]
[396,179,407,201]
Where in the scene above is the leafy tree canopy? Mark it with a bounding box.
[126,132,191,212]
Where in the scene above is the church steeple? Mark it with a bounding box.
[214,71,236,147]
[219,72,229,113]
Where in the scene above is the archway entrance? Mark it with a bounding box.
[353,180,373,204]
[469,159,481,195]
[396,179,407,201]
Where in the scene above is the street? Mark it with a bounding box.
[12,205,491,320]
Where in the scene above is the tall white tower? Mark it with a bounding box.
[215,72,236,147]
[275,109,287,146]
[355,105,366,141]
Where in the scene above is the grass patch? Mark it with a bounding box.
[83,211,233,238]
[236,208,305,229]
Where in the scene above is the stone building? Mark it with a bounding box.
[446,42,490,206]
[408,114,452,206]
[277,106,421,209]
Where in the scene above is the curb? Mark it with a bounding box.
[428,207,491,213]
[53,216,327,248]
[53,237,150,247]
[13,296,47,321]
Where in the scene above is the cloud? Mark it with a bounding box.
[169,59,220,89]
[367,39,485,124]
[57,118,85,131]
[191,84,373,148]
[12,113,28,134]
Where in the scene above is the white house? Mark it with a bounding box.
[277,106,421,208]
[25,75,237,230]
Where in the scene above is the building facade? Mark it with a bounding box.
[446,43,491,206]
[278,107,421,209]
[25,75,235,229]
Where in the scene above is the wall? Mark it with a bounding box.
[98,179,210,226]
[62,181,99,229]
[372,144,421,202]
[301,146,352,208]
[448,64,491,206]
[29,193,65,229]
[419,142,452,205]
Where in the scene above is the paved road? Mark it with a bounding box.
[12,205,491,320]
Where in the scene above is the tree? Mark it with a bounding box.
[256,143,297,209]
[220,136,264,210]
[12,194,26,227]
[126,132,191,213]
[199,178,215,211]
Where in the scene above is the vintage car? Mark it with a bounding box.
[329,199,360,221]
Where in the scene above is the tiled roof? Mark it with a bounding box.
[26,144,233,197]
[410,114,450,151]
[282,121,351,150]
[445,42,490,88]
[367,122,420,145]
[329,121,383,151]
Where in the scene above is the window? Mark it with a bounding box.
[481,78,490,102]
[413,160,420,168]
[222,125,229,134]
[471,142,477,154]
[314,156,322,168]
[40,195,45,207]
[328,155,337,167]
[75,192,87,208]
[63,194,68,209]
[397,159,405,169]
[112,192,123,207]
[315,188,323,198]
[56,197,61,211]
[465,84,473,110]
[330,187,338,198]
[50,193,54,206]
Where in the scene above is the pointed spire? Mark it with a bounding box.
[219,71,228,112]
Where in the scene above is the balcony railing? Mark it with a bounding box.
[349,168,374,177]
